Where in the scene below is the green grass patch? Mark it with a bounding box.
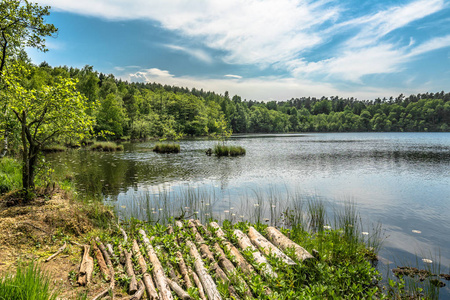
[153,142,180,153]
[90,142,124,152]
[42,144,66,153]
[0,261,58,300]
[0,157,22,194]
[214,144,246,156]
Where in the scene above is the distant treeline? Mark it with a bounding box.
[35,63,450,139]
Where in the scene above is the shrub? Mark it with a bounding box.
[153,143,180,153]
[213,144,246,156]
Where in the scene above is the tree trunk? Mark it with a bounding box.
[265,226,314,261]
[20,111,39,197]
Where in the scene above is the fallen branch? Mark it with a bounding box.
[92,240,110,282]
[188,265,207,300]
[132,239,159,299]
[139,229,173,300]
[167,278,192,300]
[45,242,66,262]
[265,226,314,261]
[187,240,222,300]
[123,248,138,294]
[77,245,93,286]
[248,226,296,265]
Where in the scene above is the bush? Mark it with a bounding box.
[90,142,124,152]
[213,144,246,156]
[0,157,21,194]
[0,261,58,300]
[153,143,180,153]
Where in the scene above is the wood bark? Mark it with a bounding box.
[189,265,207,300]
[123,248,138,294]
[139,229,173,300]
[130,280,146,300]
[132,239,159,299]
[210,222,255,275]
[199,244,240,300]
[92,240,110,282]
[96,237,113,267]
[248,227,296,265]
[45,242,66,262]
[234,229,277,278]
[167,278,192,300]
[188,219,205,244]
[265,226,314,261]
[176,251,193,289]
[212,243,253,299]
[187,240,222,300]
[77,245,94,286]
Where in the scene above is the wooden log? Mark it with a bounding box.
[132,240,159,299]
[248,227,296,265]
[119,226,128,244]
[106,243,115,258]
[92,263,115,300]
[139,229,173,300]
[212,243,253,299]
[92,240,110,281]
[45,242,66,262]
[176,251,193,289]
[167,278,192,300]
[265,226,314,261]
[210,222,255,275]
[96,237,113,267]
[234,229,277,278]
[186,240,222,300]
[199,244,240,300]
[189,261,207,300]
[130,280,146,300]
[124,248,138,294]
[77,245,94,286]
[188,219,205,244]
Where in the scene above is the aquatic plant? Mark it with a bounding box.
[213,144,246,156]
[90,141,124,152]
[153,142,180,153]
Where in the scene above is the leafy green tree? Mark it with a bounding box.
[95,93,126,138]
[3,64,95,197]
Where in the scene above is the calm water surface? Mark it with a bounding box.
[49,132,450,295]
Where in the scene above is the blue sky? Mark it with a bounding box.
[30,0,450,101]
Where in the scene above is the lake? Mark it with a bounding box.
[48,132,450,296]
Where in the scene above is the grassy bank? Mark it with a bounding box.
[90,141,124,152]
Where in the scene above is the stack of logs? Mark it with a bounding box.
[75,221,314,300]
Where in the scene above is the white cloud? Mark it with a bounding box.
[164,44,212,63]
[224,74,242,79]
[129,68,173,82]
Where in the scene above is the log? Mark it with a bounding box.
[77,245,93,286]
[212,243,253,299]
[188,219,205,244]
[96,237,113,267]
[45,242,66,262]
[119,226,128,244]
[199,244,240,300]
[234,229,277,278]
[139,229,173,300]
[248,227,296,265]
[106,243,115,258]
[132,240,159,299]
[167,278,192,300]
[186,240,222,300]
[123,248,138,294]
[130,280,146,300]
[210,222,255,275]
[265,227,314,261]
[176,251,193,289]
[189,262,207,300]
[92,264,115,300]
[92,240,110,281]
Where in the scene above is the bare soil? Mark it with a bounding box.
[0,189,121,299]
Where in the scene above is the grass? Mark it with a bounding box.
[0,157,22,194]
[90,141,124,152]
[42,144,66,153]
[0,261,58,300]
[153,142,180,153]
[213,144,246,156]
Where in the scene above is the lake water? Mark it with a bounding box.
[48,132,450,296]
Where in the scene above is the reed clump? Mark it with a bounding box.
[214,144,246,156]
[42,144,66,153]
[90,141,124,152]
[153,142,180,153]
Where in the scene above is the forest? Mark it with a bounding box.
[29,62,450,139]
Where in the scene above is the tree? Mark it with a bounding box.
[0,0,57,156]
[4,64,95,198]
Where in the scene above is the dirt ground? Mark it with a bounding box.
[0,189,122,299]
